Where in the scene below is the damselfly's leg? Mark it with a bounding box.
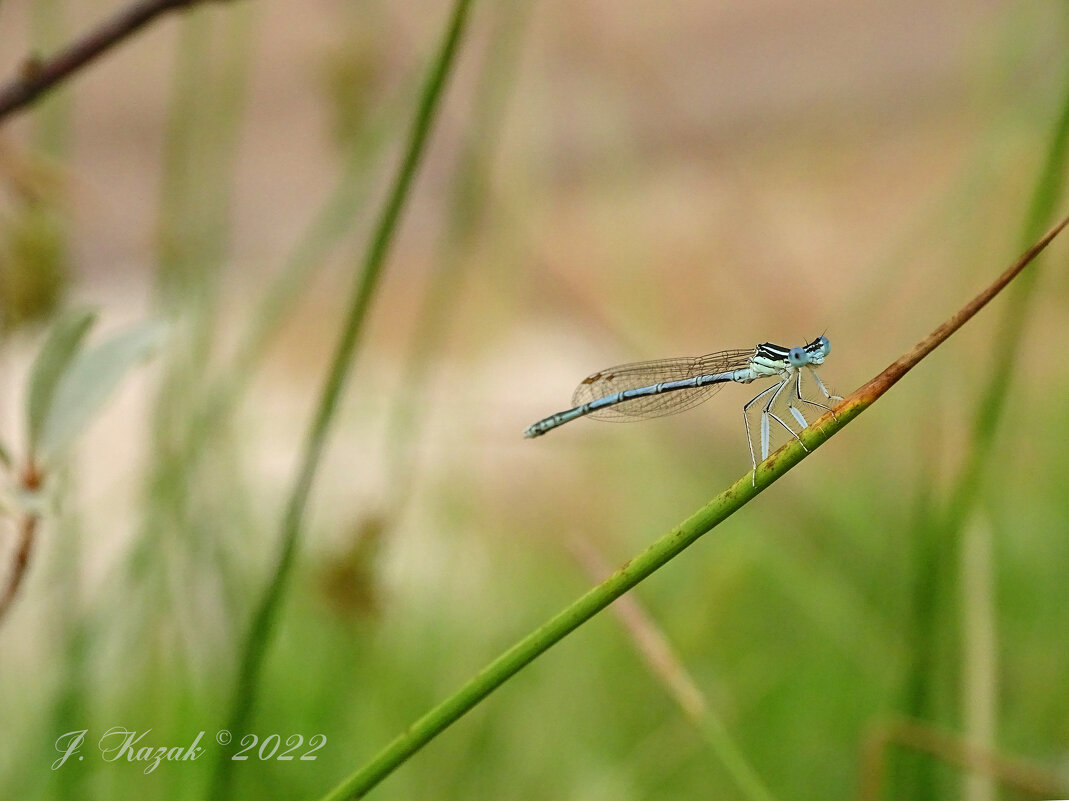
[787,371,811,429]
[743,378,811,487]
[743,382,782,483]
[790,368,841,424]
[762,378,808,457]
[791,370,829,423]
[810,370,842,402]
[807,371,843,420]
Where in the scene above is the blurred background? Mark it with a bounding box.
[1,0,1069,799]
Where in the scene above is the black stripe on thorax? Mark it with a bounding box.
[755,342,790,360]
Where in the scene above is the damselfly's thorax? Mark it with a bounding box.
[750,335,830,377]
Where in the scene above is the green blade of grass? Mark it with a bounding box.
[315,215,1069,801]
[206,1,475,798]
[895,59,1069,799]
[944,65,1069,532]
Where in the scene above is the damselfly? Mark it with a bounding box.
[524,335,841,477]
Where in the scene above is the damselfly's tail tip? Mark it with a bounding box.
[523,425,540,439]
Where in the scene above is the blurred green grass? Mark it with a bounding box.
[2,1,1069,800]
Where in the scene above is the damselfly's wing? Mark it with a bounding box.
[571,349,753,421]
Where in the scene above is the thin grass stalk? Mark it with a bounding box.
[206,1,475,797]
[124,34,397,613]
[314,216,1069,801]
[80,9,258,747]
[29,0,70,157]
[125,100,389,630]
[129,5,256,615]
[896,55,1069,798]
[132,6,253,589]
[894,470,943,795]
[383,1,528,508]
[16,10,81,800]
[570,538,777,801]
[961,514,997,801]
[156,7,253,310]
[0,0,72,623]
[944,59,1069,533]
[0,0,73,628]
[174,99,394,476]
[46,491,91,801]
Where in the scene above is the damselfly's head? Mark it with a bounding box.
[787,335,831,368]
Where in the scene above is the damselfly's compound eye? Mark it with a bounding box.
[788,346,808,367]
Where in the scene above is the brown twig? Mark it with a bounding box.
[853,213,1069,405]
[0,0,236,124]
[0,461,43,624]
[0,515,40,622]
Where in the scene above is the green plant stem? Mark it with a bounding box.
[943,65,1069,534]
[131,0,252,635]
[29,0,71,156]
[383,1,528,508]
[317,464,796,801]
[897,61,1069,798]
[316,216,1069,801]
[698,715,777,801]
[206,1,474,797]
[572,538,775,801]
